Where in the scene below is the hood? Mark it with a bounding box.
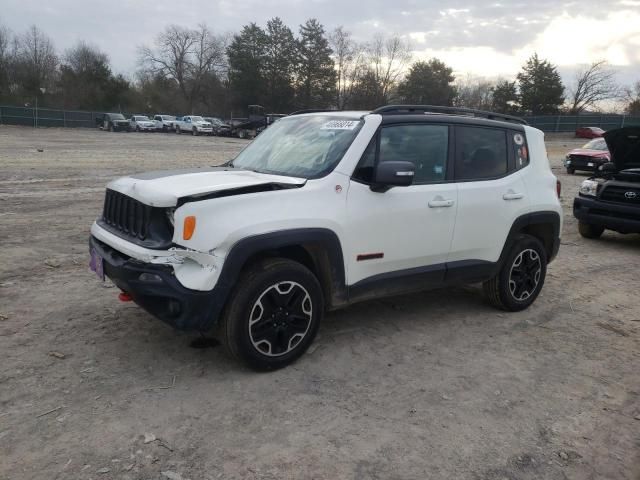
[194,121,211,126]
[604,127,640,171]
[568,148,609,159]
[107,167,306,207]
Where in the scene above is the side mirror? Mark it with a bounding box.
[371,161,415,192]
[599,162,616,174]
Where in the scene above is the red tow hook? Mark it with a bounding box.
[118,291,133,302]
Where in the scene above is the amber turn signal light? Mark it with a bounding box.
[183,216,196,240]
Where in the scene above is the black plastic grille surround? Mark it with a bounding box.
[99,189,173,249]
[600,185,640,205]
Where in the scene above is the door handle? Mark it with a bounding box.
[428,198,455,208]
[503,192,524,200]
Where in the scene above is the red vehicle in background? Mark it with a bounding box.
[564,137,610,174]
[575,126,605,139]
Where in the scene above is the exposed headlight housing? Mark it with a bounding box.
[579,179,599,197]
[166,208,175,227]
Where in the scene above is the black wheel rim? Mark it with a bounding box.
[249,281,313,357]
[508,248,541,301]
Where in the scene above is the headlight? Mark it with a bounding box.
[579,179,599,197]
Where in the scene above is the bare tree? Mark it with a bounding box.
[329,26,366,109]
[64,41,109,74]
[569,60,620,113]
[0,25,12,95]
[623,80,640,115]
[139,24,226,111]
[366,34,412,105]
[454,74,494,110]
[15,25,58,94]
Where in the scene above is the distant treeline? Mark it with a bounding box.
[0,19,638,117]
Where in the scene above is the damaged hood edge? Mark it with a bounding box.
[106,167,306,207]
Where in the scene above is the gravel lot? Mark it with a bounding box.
[0,125,638,480]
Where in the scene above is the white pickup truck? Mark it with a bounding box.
[175,116,213,136]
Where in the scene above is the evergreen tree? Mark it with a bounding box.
[263,17,297,113]
[296,19,335,109]
[517,53,564,114]
[491,80,519,114]
[227,23,267,110]
[397,58,455,106]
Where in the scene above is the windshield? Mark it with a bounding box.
[231,115,363,179]
[110,114,125,120]
[582,138,607,151]
[162,115,175,120]
[135,116,150,121]
[191,116,204,122]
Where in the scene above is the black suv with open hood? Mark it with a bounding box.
[573,127,640,237]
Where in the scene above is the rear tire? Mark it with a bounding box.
[578,222,604,239]
[483,234,547,312]
[176,126,181,134]
[218,258,323,371]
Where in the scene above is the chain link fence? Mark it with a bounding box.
[0,105,106,128]
[1,104,640,132]
[525,114,640,132]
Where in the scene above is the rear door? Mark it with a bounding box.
[448,126,530,264]
[345,123,458,285]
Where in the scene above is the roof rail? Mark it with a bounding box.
[371,105,528,125]
[288,109,340,116]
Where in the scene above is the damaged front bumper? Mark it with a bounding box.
[89,223,227,331]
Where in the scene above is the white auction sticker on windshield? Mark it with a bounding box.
[321,120,359,130]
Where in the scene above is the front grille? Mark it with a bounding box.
[102,190,151,240]
[600,185,640,205]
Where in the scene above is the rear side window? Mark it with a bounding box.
[512,132,529,170]
[353,124,449,184]
[454,126,508,181]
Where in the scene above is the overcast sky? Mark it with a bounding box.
[2,0,639,87]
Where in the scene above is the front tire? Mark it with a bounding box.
[483,234,547,311]
[566,167,575,174]
[219,258,324,371]
[192,128,198,136]
[176,126,181,134]
[578,222,604,239]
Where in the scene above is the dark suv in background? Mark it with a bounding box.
[100,113,130,132]
[574,127,640,238]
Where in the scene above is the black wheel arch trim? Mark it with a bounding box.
[216,228,348,313]
[498,211,561,266]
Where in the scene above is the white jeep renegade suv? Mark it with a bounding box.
[89,105,562,370]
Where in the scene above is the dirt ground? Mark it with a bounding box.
[0,125,638,480]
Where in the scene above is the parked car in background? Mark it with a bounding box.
[101,113,130,132]
[204,117,232,136]
[564,137,610,174]
[575,126,605,139]
[129,115,156,132]
[573,127,640,238]
[175,115,213,136]
[154,115,176,132]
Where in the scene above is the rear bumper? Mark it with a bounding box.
[573,195,640,233]
[90,236,226,331]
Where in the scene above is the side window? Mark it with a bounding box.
[512,131,529,170]
[454,126,508,181]
[352,124,449,185]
